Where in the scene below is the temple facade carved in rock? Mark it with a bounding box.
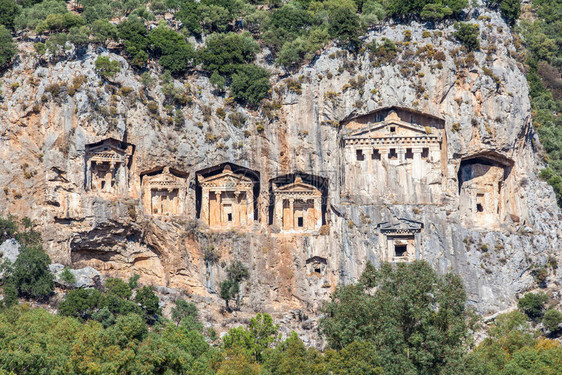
[141,167,188,217]
[197,164,258,229]
[341,107,446,204]
[85,138,134,195]
[458,151,517,229]
[271,175,323,232]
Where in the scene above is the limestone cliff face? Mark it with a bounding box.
[1,8,560,341]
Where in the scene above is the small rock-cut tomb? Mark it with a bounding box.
[458,152,515,228]
[141,167,187,216]
[378,218,423,262]
[85,138,133,195]
[197,164,257,228]
[272,175,323,231]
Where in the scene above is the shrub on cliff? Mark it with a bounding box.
[230,64,271,105]
[490,0,521,26]
[319,261,473,374]
[542,308,562,332]
[518,292,549,321]
[94,56,120,79]
[219,260,249,311]
[453,22,480,51]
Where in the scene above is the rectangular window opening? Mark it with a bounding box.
[395,245,408,257]
[476,203,484,213]
[421,148,429,159]
[372,149,381,160]
[390,126,396,133]
[356,149,365,161]
[389,148,397,160]
[405,148,414,159]
[227,213,233,222]
[297,217,304,227]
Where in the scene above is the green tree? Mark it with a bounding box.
[453,22,480,51]
[0,25,15,67]
[491,0,521,26]
[94,55,120,78]
[219,260,250,310]
[171,298,198,325]
[542,308,562,332]
[149,24,195,74]
[7,245,54,301]
[198,32,260,77]
[223,313,279,363]
[230,64,270,105]
[176,0,202,35]
[518,292,549,320]
[421,3,453,21]
[327,1,361,47]
[58,288,105,320]
[319,261,472,374]
[0,216,17,242]
[0,0,21,29]
[134,285,161,324]
[118,18,149,66]
[14,0,68,30]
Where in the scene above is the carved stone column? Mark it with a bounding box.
[247,189,254,224]
[313,196,322,230]
[234,191,240,225]
[216,191,222,226]
[201,189,209,225]
[412,148,422,180]
[289,198,295,229]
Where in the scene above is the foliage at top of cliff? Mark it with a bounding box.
[0,0,520,104]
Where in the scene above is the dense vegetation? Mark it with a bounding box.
[0,0,473,104]
[519,1,562,206]
[1,248,561,374]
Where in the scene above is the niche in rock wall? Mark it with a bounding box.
[85,138,134,195]
[306,256,327,275]
[196,163,259,229]
[458,152,515,229]
[377,218,423,262]
[340,106,447,204]
[269,173,328,232]
[141,167,188,216]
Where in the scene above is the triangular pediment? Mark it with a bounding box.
[378,218,423,233]
[348,120,429,138]
[200,171,253,185]
[277,182,320,193]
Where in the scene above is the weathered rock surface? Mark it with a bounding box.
[50,263,103,288]
[1,7,561,343]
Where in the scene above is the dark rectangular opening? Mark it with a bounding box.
[389,148,397,160]
[476,204,483,212]
[297,217,304,227]
[227,213,233,222]
[390,126,396,133]
[356,149,364,161]
[405,148,414,159]
[395,245,408,257]
[422,148,429,159]
[372,149,381,160]
[314,267,321,273]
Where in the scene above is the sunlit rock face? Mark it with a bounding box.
[1,7,560,345]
